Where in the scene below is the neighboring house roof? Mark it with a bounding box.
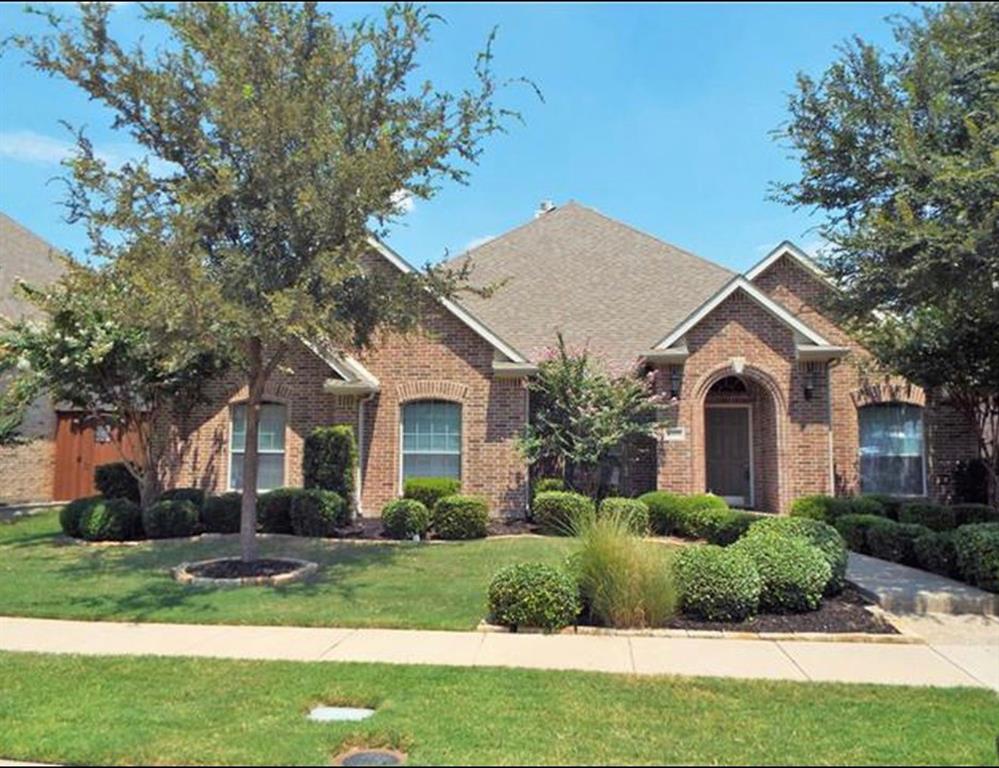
[0,213,66,321]
[442,201,735,371]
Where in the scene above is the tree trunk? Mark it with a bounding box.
[240,337,265,563]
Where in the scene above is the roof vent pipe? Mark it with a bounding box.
[535,200,556,218]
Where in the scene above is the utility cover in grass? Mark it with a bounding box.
[338,750,404,766]
[307,706,375,722]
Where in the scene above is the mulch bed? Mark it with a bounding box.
[664,587,898,634]
[186,558,305,579]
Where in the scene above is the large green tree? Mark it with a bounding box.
[773,2,999,503]
[12,2,529,559]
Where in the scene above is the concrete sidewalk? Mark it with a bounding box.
[848,552,999,615]
[2,616,996,689]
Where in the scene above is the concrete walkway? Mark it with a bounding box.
[2,616,996,689]
[848,552,999,615]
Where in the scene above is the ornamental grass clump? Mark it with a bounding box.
[568,506,677,628]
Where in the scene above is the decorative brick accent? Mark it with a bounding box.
[394,380,470,404]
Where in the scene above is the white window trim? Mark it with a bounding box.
[857,404,928,498]
[228,403,288,492]
[398,401,463,494]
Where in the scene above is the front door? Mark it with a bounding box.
[705,406,751,507]
[53,413,139,501]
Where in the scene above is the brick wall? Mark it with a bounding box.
[0,395,56,504]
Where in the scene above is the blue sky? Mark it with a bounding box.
[0,2,911,272]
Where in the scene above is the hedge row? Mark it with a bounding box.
[393,477,489,540]
[791,493,998,531]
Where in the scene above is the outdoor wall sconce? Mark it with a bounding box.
[803,366,819,400]
[669,368,683,399]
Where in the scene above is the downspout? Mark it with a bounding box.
[356,392,376,518]
[826,359,840,496]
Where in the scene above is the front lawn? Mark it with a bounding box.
[0,511,574,630]
[1,652,996,766]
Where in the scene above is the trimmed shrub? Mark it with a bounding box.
[744,516,847,595]
[638,491,729,538]
[790,494,850,523]
[403,477,461,511]
[867,520,933,565]
[59,495,103,538]
[675,544,761,622]
[954,523,999,592]
[302,426,357,506]
[952,504,999,527]
[382,498,431,540]
[533,477,566,497]
[833,513,887,554]
[257,487,301,534]
[94,462,141,503]
[159,487,206,509]
[899,502,956,532]
[141,499,199,539]
[913,531,959,578]
[568,510,678,628]
[432,495,489,540]
[533,491,595,536]
[732,531,830,613]
[598,497,650,535]
[851,495,890,518]
[705,510,759,546]
[79,498,143,541]
[289,488,347,537]
[487,562,581,632]
[202,492,242,534]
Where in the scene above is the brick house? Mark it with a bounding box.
[6,202,980,514]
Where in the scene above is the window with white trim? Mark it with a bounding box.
[401,400,461,480]
[858,403,925,496]
[229,403,286,491]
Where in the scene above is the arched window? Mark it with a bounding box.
[401,400,461,480]
[858,403,925,496]
[229,403,287,491]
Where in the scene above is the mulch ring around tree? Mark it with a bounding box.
[173,556,319,586]
[665,587,899,635]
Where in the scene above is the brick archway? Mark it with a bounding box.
[692,363,790,513]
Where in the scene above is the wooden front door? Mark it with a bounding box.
[53,413,139,501]
[705,406,752,507]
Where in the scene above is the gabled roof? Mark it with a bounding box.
[0,213,66,320]
[746,240,830,284]
[441,201,734,370]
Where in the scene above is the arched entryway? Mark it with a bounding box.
[696,368,785,512]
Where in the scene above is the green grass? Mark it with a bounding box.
[0,511,574,629]
[1,652,996,766]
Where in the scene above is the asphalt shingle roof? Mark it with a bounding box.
[446,201,734,371]
[0,213,65,321]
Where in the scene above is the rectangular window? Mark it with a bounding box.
[230,403,286,491]
[859,404,925,497]
[402,401,461,480]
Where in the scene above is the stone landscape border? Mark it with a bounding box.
[172,557,319,587]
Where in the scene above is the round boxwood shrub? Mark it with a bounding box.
[913,530,959,578]
[487,562,581,632]
[953,523,999,592]
[638,492,729,537]
[952,504,999,527]
[866,520,932,565]
[675,544,762,622]
[533,477,566,497]
[382,498,431,540]
[899,502,956,532]
[833,513,887,554]
[159,487,206,509]
[432,495,489,540]
[94,462,141,503]
[850,495,889,518]
[257,487,300,534]
[790,494,852,523]
[79,498,144,541]
[743,516,847,595]
[533,491,595,536]
[598,497,650,535]
[59,495,103,538]
[201,492,243,534]
[732,531,830,613]
[705,510,759,546]
[141,499,199,539]
[289,488,347,537]
[403,477,461,511]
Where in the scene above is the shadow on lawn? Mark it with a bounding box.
[49,535,409,624]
